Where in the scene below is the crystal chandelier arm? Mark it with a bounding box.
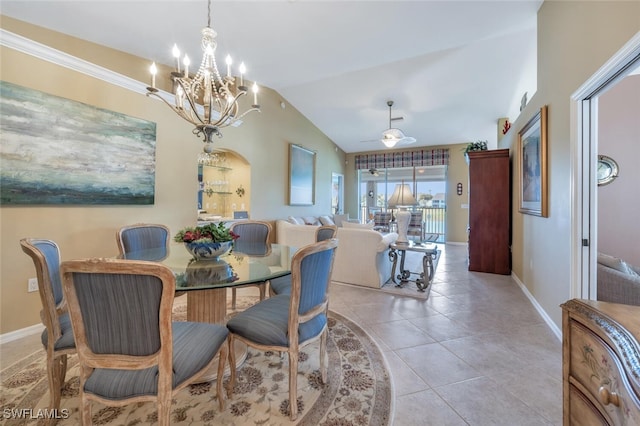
[146,90,199,127]
[174,78,206,125]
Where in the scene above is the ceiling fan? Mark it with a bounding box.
[362,100,416,148]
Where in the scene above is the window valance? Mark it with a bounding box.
[354,149,449,170]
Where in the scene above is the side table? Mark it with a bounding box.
[388,241,438,293]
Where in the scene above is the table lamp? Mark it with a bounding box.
[387,181,418,245]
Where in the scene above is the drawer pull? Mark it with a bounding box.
[598,386,620,407]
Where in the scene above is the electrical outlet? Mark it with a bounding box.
[28,278,38,293]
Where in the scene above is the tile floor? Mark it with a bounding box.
[0,243,562,425]
[329,243,562,425]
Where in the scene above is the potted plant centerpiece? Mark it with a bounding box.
[463,140,488,164]
[174,222,239,260]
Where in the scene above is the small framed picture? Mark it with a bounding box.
[518,105,548,217]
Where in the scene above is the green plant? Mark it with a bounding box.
[463,140,488,154]
[174,222,239,243]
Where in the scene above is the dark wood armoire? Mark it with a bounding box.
[467,149,511,274]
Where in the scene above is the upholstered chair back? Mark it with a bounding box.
[116,223,170,260]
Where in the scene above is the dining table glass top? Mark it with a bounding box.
[121,242,295,291]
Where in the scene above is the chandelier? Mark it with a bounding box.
[146,0,260,153]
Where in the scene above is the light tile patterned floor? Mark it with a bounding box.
[0,243,562,425]
[329,243,562,425]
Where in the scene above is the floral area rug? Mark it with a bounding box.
[0,295,392,426]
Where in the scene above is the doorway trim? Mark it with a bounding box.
[570,31,640,300]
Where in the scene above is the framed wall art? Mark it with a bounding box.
[518,105,548,217]
[288,144,316,205]
[331,172,344,214]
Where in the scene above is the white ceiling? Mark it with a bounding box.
[1,0,543,153]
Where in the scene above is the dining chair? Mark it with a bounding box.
[228,220,272,309]
[60,258,229,426]
[115,223,170,260]
[20,238,76,421]
[269,225,337,297]
[227,238,338,420]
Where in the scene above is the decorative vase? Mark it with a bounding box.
[184,240,233,260]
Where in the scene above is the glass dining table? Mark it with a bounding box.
[121,241,295,324]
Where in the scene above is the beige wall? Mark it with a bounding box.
[0,16,345,334]
[499,1,640,327]
[344,142,471,244]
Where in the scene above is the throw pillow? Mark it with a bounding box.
[302,216,320,226]
[597,253,631,274]
[288,216,304,225]
[319,215,335,226]
[333,214,349,227]
[342,221,374,229]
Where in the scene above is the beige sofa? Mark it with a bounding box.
[276,219,398,288]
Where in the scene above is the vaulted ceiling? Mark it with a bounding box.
[1,0,543,153]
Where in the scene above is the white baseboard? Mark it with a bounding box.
[0,323,44,345]
[511,272,562,341]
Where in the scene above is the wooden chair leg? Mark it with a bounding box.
[217,339,228,410]
[231,288,237,310]
[47,353,65,417]
[288,351,299,421]
[81,391,92,426]
[320,330,327,383]
[227,335,236,397]
[258,283,266,301]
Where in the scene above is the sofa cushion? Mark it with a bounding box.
[333,214,349,227]
[342,221,374,230]
[319,215,335,226]
[378,232,399,251]
[597,253,633,274]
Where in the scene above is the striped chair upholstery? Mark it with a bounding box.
[407,211,424,240]
[227,239,338,420]
[373,211,393,232]
[116,223,170,261]
[316,225,338,242]
[269,226,337,297]
[61,258,229,425]
[229,221,273,309]
[20,238,76,417]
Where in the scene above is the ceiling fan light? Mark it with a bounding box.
[383,128,404,139]
[382,138,398,148]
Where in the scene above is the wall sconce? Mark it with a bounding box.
[457,182,463,196]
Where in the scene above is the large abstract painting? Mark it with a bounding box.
[0,81,156,205]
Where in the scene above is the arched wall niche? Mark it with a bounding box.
[198,149,251,219]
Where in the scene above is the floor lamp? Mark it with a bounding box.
[387,182,418,245]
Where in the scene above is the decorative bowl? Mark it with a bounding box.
[184,258,238,286]
[184,240,233,260]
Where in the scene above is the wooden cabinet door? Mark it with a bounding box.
[468,149,510,274]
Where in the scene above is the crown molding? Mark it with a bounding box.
[0,29,239,126]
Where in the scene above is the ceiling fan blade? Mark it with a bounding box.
[398,136,417,145]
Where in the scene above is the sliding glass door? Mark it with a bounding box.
[359,165,447,242]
